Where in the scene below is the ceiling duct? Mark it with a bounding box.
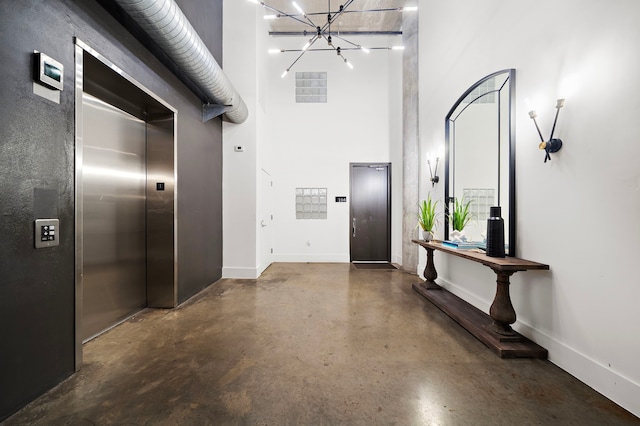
[113,0,248,124]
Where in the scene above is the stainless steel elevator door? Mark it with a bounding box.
[82,93,147,341]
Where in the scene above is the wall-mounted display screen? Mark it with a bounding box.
[34,51,63,91]
[44,62,61,82]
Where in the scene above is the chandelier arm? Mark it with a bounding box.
[331,34,361,48]
[262,0,396,19]
[281,47,387,52]
[321,34,338,51]
[298,6,319,29]
[260,3,316,29]
[342,7,407,14]
[342,0,357,10]
[284,7,405,18]
[303,15,318,28]
[320,0,356,33]
[284,35,320,72]
[337,51,352,68]
[285,48,310,73]
[328,0,331,35]
[282,48,339,52]
[320,6,412,33]
[285,35,324,74]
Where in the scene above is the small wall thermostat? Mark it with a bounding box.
[34,52,63,91]
[35,219,60,249]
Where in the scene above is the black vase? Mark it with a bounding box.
[486,206,505,258]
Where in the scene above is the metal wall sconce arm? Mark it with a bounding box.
[427,156,440,187]
[528,98,565,163]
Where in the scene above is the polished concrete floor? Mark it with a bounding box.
[4,263,639,425]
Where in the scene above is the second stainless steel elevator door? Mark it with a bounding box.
[82,93,147,342]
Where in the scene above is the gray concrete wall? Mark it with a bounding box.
[0,0,223,419]
[402,13,419,272]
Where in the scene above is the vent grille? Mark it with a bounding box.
[296,72,327,103]
[295,188,327,219]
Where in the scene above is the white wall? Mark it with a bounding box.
[263,36,404,263]
[222,0,261,278]
[223,3,403,270]
[418,0,640,416]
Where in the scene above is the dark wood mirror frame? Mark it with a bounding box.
[444,69,516,256]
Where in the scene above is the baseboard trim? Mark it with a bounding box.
[272,253,350,263]
[419,273,640,418]
[221,266,259,279]
[515,321,640,418]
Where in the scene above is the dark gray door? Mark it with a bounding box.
[350,163,391,262]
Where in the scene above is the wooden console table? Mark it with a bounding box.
[411,239,549,358]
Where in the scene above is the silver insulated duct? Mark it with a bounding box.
[113,0,248,124]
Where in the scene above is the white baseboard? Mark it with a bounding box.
[221,266,259,279]
[272,253,350,263]
[515,321,640,418]
[425,275,640,418]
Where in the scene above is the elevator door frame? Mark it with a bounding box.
[74,39,177,369]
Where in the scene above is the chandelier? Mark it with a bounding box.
[247,0,418,77]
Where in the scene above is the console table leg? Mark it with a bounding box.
[489,270,517,335]
[422,247,440,290]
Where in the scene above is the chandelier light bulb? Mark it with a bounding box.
[302,41,311,51]
[346,61,354,69]
[402,6,418,12]
[392,45,405,50]
[360,46,370,53]
[292,1,305,16]
[281,70,289,78]
[264,14,277,20]
[268,49,281,54]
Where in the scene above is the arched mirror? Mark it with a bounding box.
[444,69,516,256]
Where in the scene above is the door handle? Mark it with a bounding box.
[261,220,267,228]
[352,218,356,238]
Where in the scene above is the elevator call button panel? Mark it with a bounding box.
[35,219,60,248]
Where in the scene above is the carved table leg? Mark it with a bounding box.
[489,270,517,335]
[421,246,440,290]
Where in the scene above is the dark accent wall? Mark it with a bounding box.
[0,0,224,420]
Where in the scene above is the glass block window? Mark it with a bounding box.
[463,77,496,104]
[296,188,327,219]
[462,188,496,221]
[296,72,327,103]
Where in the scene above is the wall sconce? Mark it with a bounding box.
[528,99,565,163]
[427,153,440,187]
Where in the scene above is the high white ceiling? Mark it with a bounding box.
[257,0,417,34]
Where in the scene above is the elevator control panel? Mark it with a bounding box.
[35,219,60,249]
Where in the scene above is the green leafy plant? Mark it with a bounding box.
[418,195,440,234]
[449,197,473,231]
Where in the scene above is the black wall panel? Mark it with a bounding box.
[0,0,224,419]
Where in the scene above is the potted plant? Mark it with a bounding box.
[418,195,440,241]
[449,197,473,240]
